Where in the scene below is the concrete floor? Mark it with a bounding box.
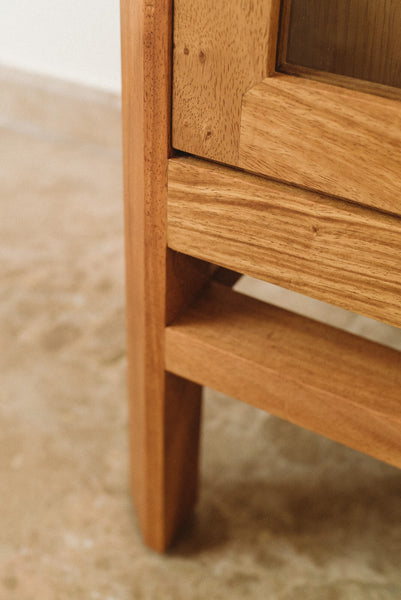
[1,68,401,599]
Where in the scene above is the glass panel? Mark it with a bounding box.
[279,0,401,89]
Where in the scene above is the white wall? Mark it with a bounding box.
[0,0,121,93]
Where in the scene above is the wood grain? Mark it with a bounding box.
[172,0,401,215]
[172,0,280,164]
[121,0,209,552]
[279,0,401,90]
[168,156,401,328]
[276,63,401,104]
[166,283,401,469]
[239,74,401,215]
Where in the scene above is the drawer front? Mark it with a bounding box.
[172,0,401,216]
[168,156,401,329]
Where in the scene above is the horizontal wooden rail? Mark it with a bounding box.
[168,157,401,328]
[239,74,401,215]
[165,283,401,468]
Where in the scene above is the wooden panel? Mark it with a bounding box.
[275,64,401,104]
[166,283,401,469]
[121,0,210,552]
[168,156,401,328]
[239,74,401,215]
[172,0,280,164]
[279,0,401,90]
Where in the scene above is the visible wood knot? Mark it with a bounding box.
[199,50,206,63]
[205,130,212,140]
[183,46,189,55]
[312,225,319,233]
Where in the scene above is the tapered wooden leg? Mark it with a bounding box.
[125,249,209,552]
[121,0,211,550]
[129,370,202,551]
[128,248,209,552]
[126,249,208,552]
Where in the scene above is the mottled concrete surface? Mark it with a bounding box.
[1,69,401,599]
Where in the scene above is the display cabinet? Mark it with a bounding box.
[120,0,401,551]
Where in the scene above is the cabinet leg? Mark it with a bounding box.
[129,370,202,552]
[121,0,207,552]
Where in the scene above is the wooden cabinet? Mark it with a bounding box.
[172,0,401,214]
[121,0,401,552]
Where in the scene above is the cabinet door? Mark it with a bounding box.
[172,0,401,215]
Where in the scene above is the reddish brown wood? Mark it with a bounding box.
[120,0,209,551]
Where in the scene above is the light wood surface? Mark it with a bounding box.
[166,283,401,469]
[239,74,401,215]
[276,63,401,104]
[168,157,401,328]
[279,0,401,90]
[172,1,401,215]
[172,0,280,164]
[121,0,209,552]
[123,0,401,551]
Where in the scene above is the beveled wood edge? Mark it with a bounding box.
[266,0,282,75]
[276,0,291,70]
[278,62,401,103]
